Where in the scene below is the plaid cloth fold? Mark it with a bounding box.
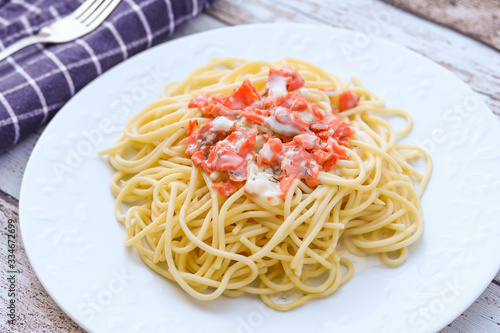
[0,0,217,154]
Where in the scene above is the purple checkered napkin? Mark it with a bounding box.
[0,0,217,154]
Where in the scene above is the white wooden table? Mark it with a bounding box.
[1,0,499,332]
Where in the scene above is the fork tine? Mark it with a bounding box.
[84,0,122,28]
[70,0,100,20]
[77,0,105,22]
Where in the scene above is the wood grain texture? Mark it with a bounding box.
[0,129,42,200]
[207,0,500,119]
[1,0,499,202]
[382,0,500,51]
[442,283,500,332]
[1,193,499,332]
[0,1,499,332]
[0,15,227,201]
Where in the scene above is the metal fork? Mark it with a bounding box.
[0,0,121,62]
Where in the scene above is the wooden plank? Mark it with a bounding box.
[169,11,226,39]
[204,3,500,329]
[0,14,230,333]
[441,282,500,332]
[382,0,500,51]
[3,2,500,201]
[207,0,500,119]
[0,13,226,202]
[2,191,499,332]
[206,0,320,24]
[0,187,18,207]
[0,130,42,200]
[0,2,499,332]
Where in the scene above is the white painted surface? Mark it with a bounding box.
[0,1,499,332]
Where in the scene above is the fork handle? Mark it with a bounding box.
[0,36,45,62]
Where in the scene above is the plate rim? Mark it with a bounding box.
[19,22,500,333]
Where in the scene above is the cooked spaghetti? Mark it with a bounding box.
[100,58,432,310]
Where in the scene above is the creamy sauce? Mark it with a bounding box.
[298,108,315,123]
[259,142,275,162]
[265,116,302,136]
[245,162,282,205]
[266,75,288,97]
[211,116,235,132]
[185,66,358,198]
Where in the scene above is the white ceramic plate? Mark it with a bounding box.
[20,24,500,333]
